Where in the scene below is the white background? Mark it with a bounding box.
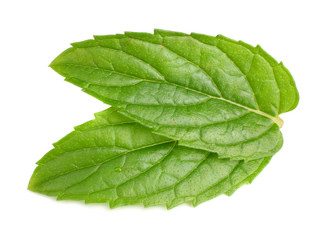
[1,0,319,239]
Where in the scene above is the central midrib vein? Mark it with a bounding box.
[54,61,284,128]
[145,76,284,128]
[34,139,176,188]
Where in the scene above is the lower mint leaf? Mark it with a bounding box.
[28,108,272,208]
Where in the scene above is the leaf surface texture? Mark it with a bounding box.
[50,30,298,160]
[29,108,272,208]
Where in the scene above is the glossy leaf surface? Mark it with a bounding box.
[28,108,272,208]
[50,30,298,160]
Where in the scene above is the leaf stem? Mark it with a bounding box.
[273,116,284,128]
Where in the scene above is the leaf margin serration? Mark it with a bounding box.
[49,29,299,161]
[28,108,274,209]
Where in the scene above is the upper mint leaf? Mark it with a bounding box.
[28,108,272,208]
[50,30,298,160]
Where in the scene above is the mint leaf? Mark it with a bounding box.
[50,29,298,160]
[28,108,272,208]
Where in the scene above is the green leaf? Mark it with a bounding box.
[50,30,298,160]
[29,108,272,208]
